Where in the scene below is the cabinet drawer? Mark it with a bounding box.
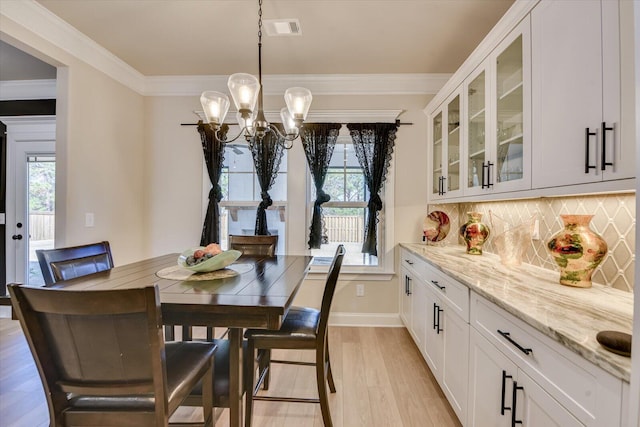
[423,263,469,322]
[400,249,421,276]
[471,292,622,426]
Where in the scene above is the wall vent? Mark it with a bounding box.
[263,19,302,36]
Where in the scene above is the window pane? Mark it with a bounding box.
[228,173,255,201]
[221,206,285,254]
[311,207,378,266]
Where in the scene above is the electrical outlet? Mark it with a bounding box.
[356,284,365,297]
[532,219,540,240]
[85,213,94,227]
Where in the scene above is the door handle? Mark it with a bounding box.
[12,234,23,240]
[585,127,597,173]
[501,370,513,415]
[511,381,524,426]
[601,122,614,170]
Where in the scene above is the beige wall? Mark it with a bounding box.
[1,15,147,266]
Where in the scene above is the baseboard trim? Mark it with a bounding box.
[329,312,404,327]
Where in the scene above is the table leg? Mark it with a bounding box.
[229,327,244,427]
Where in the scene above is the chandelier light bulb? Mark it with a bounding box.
[228,73,260,116]
[284,87,313,121]
[200,91,230,126]
[280,107,297,136]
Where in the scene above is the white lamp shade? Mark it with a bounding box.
[284,87,312,120]
[228,73,260,113]
[280,107,297,135]
[200,91,230,125]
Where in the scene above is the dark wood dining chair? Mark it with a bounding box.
[243,244,346,427]
[229,234,278,256]
[36,240,114,286]
[8,283,217,427]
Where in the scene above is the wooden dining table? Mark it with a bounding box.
[48,252,314,427]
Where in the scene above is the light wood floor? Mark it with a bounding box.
[0,318,461,427]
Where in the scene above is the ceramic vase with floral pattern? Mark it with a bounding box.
[546,214,608,288]
[459,212,490,255]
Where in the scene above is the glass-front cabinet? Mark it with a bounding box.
[447,14,531,200]
[429,87,464,200]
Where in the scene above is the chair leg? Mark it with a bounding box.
[165,325,175,341]
[202,362,214,427]
[245,340,255,427]
[316,346,333,427]
[182,325,193,341]
[325,339,336,393]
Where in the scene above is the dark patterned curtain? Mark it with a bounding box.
[301,123,341,249]
[249,129,285,235]
[347,123,398,256]
[197,121,229,245]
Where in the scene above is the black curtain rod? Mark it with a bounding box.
[180,120,413,127]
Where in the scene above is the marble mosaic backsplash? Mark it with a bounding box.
[428,193,635,292]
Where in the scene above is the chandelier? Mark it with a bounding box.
[199,0,312,148]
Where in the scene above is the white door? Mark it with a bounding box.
[5,118,55,286]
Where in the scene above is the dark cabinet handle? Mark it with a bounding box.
[12,234,23,240]
[601,122,614,170]
[585,127,597,173]
[441,176,446,195]
[404,276,408,295]
[404,259,414,265]
[406,276,412,296]
[430,280,446,291]
[501,370,513,415]
[482,161,494,188]
[498,330,532,355]
[511,381,524,426]
[434,304,443,334]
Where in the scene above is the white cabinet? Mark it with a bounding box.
[429,87,464,200]
[470,291,623,427]
[464,16,531,197]
[531,0,632,188]
[428,16,531,201]
[469,328,582,427]
[421,263,470,424]
[399,250,427,353]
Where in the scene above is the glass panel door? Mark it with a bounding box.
[27,155,55,286]
[446,95,461,192]
[467,70,487,190]
[496,34,524,184]
[432,112,443,195]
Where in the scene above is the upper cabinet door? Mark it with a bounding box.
[464,63,490,196]
[531,0,628,188]
[489,16,531,194]
[429,110,445,200]
[445,92,463,197]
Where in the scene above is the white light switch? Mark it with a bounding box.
[85,213,94,227]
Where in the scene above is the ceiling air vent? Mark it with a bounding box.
[263,19,302,36]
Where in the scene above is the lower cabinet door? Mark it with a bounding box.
[516,370,584,427]
[423,287,443,379]
[468,329,516,427]
[441,309,469,423]
[411,277,428,355]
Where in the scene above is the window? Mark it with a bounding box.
[216,141,287,254]
[309,136,387,270]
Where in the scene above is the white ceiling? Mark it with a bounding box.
[29,0,514,77]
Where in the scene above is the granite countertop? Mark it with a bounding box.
[400,242,633,382]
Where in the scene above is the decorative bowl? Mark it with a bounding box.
[177,248,242,273]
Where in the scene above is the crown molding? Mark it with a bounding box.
[2,1,450,97]
[0,0,146,93]
[144,74,451,97]
[0,79,56,100]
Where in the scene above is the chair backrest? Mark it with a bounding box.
[36,241,114,286]
[8,284,169,425]
[229,234,278,256]
[317,245,346,339]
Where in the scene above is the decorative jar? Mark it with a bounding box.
[546,214,608,288]
[459,212,490,255]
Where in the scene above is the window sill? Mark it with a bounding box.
[306,266,395,281]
